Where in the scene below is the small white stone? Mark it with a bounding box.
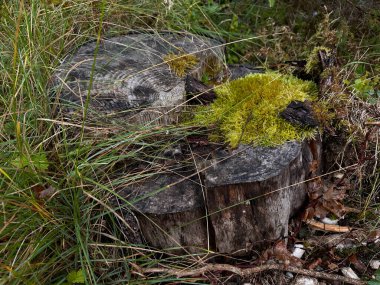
[341,267,360,279]
[292,244,305,259]
[285,272,294,279]
[333,172,344,179]
[321,217,339,225]
[292,276,318,285]
[370,260,380,270]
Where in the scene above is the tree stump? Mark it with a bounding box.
[51,32,323,255]
[112,139,321,255]
[202,140,321,254]
[115,173,209,254]
[51,32,225,125]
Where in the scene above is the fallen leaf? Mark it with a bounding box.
[32,185,57,200]
[307,258,322,270]
[348,254,367,274]
[261,241,303,268]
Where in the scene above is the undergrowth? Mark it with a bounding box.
[0,0,379,284]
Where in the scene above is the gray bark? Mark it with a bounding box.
[115,173,209,254]
[202,140,321,254]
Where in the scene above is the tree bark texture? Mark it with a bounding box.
[115,173,209,254]
[203,140,321,254]
[113,139,321,255]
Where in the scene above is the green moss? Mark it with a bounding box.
[191,72,318,147]
[164,51,198,77]
[305,46,331,74]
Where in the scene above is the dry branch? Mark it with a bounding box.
[133,263,365,285]
[306,219,351,233]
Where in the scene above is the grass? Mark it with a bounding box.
[0,0,379,284]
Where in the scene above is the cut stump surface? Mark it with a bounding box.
[51,33,224,125]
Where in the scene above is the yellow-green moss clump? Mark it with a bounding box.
[192,72,318,147]
[164,51,198,77]
[305,46,331,74]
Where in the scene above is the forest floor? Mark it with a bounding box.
[0,1,379,284]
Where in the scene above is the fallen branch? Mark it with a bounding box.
[364,121,380,126]
[132,263,365,285]
[306,219,351,233]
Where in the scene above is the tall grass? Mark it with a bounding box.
[0,1,216,284]
[1,1,379,284]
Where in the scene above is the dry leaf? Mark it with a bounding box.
[32,185,57,200]
[307,258,322,270]
[348,254,367,274]
[261,241,303,268]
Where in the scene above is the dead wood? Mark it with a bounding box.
[133,263,365,285]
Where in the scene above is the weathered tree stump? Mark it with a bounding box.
[115,173,209,254]
[51,32,224,125]
[202,140,321,254]
[51,32,323,256]
[113,139,321,255]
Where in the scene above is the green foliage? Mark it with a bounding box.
[11,152,49,172]
[368,269,380,285]
[63,269,85,285]
[305,46,331,74]
[191,72,318,147]
[344,72,380,104]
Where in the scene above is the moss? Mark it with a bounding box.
[190,72,318,147]
[164,51,198,77]
[305,46,331,74]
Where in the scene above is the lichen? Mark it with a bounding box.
[164,51,198,77]
[190,72,318,147]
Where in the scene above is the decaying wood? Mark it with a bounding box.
[132,263,365,285]
[51,33,224,125]
[280,100,318,128]
[202,140,321,254]
[115,173,209,253]
[226,64,264,80]
[306,228,380,249]
[185,75,216,104]
[54,32,328,255]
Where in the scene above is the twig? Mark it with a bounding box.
[365,121,380,126]
[133,263,365,285]
[306,219,351,233]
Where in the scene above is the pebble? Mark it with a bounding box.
[370,260,380,270]
[341,267,360,279]
[292,276,319,285]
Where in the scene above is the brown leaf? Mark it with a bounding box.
[309,160,319,175]
[368,229,380,243]
[261,241,303,268]
[348,254,367,274]
[32,184,57,200]
[307,258,322,270]
[323,185,346,201]
[327,262,339,270]
[321,199,347,218]
[302,207,315,221]
[313,201,330,219]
